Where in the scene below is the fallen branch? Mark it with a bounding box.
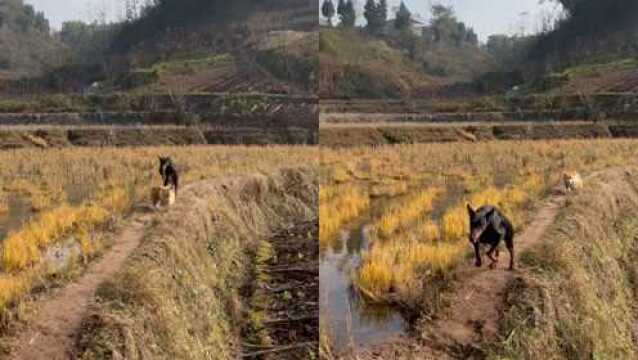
[263,283,298,293]
[262,266,317,274]
[263,314,318,326]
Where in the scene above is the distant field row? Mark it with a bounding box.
[0,126,316,149]
[320,109,638,124]
[320,121,638,146]
[0,110,315,128]
[0,93,316,114]
[319,93,638,114]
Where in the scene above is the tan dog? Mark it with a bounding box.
[151,185,176,208]
[563,172,583,192]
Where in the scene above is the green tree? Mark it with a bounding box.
[394,1,411,31]
[430,4,456,43]
[377,0,387,28]
[554,0,585,16]
[465,28,478,46]
[321,0,336,26]
[486,34,533,70]
[453,22,466,46]
[364,0,379,33]
[429,3,477,47]
[341,0,356,27]
[33,11,49,33]
[336,0,347,25]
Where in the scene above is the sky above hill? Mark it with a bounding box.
[25,0,124,29]
[329,0,564,41]
[397,0,563,40]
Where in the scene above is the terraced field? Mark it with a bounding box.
[0,94,318,147]
[319,94,638,146]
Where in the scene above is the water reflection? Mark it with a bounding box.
[320,222,407,353]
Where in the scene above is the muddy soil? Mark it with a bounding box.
[243,220,319,359]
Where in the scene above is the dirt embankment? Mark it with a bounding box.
[73,167,317,359]
[320,93,638,115]
[320,122,638,147]
[0,94,317,126]
[0,126,316,148]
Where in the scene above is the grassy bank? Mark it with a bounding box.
[74,167,317,359]
[494,168,638,358]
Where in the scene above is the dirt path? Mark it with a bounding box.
[7,212,153,360]
[358,190,566,359]
[431,192,565,351]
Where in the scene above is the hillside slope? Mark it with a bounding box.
[0,0,317,96]
[522,58,638,95]
[0,0,66,79]
[113,0,318,95]
[319,28,494,99]
[515,0,638,96]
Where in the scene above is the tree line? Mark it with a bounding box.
[0,0,50,34]
[321,0,478,48]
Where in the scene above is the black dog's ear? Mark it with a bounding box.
[467,203,475,218]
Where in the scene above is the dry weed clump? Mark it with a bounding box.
[375,187,442,238]
[319,185,369,247]
[357,236,465,301]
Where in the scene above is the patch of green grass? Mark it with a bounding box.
[141,54,234,76]
[0,99,33,113]
[561,58,638,78]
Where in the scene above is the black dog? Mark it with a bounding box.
[159,156,179,195]
[467,204,515,270]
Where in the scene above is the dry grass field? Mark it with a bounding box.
[492,167,638,359]
[74,167,318,359]
[0,146,317,320]
[320,140,638,308]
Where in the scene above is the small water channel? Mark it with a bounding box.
[320,221,407,352]
[0,194,34,241]
[0,183,95,243]
[320,175,469,353]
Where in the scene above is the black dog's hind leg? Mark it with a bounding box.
[474,242,482,267]
[505,232,514,271]
[486,243,499,269]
